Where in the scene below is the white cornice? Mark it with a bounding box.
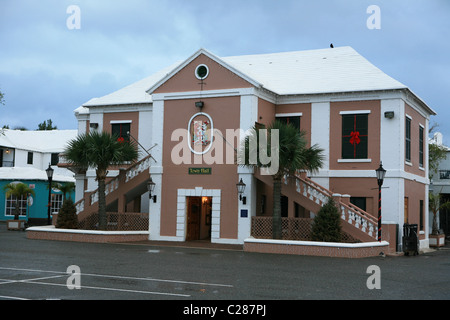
[275,89,402,105]
[151,88,254,101]
[87,103,153,114]
[311,169,429,184]
[402,89,436,118]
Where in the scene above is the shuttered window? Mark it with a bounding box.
[405,117,411,162]
[342,114,368,159]
[419,126,424,167]
[111,123,131,143]
[276,116,300,130]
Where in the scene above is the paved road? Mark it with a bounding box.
[1,223,449,305]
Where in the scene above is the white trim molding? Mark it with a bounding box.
[176,188,222,243]
[339,110,371,115]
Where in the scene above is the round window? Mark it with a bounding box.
[195,64,209,80]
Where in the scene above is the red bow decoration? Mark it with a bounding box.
[117,137,125,143]
[349,131,360,145]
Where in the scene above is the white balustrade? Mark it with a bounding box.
[75,199,84,214]
[125,157,151,183]
[362,218,367,232]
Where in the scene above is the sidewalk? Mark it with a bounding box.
[120,239,244,251]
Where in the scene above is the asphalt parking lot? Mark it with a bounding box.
[1,222,449,305]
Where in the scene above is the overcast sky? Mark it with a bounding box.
[0,0,449,142]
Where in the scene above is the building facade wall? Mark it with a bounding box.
[329,100,381,171]
[0,179,75,222]
[75,51,434,249]
[148,53,259,244]
[159,96,241,241]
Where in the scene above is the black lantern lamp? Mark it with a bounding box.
[375,163,386,241]
[147,178,157,203]
[236,178,247,205]
[376,163,386,186]
[45,164,54,225]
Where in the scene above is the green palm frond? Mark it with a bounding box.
[239,120,324,176]
[63,130,139,230]
[3,182,35,198]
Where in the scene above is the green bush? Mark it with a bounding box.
[56,199,78,229]
[311,197,342,242]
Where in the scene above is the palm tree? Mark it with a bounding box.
[54,182,75,201]
[63,131,139,230]
[3,182,35,220]
[429,191,450,235]
[240,120,324,239]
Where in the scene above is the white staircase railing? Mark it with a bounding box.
[74,154,152,214]
[125,156,152,183]
[286,172,378,241]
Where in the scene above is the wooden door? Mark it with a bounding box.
[187,197,201,241]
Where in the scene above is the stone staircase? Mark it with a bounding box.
[74,154,152,225]
[255,171,378,242]
[72,152,377,242]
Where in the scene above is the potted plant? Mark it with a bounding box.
[3,182,35,230]
[428,192,448,247]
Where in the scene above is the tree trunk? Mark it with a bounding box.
[432,213,439,235]
[272,177,282,239]
[14,199,20,220]
[98,176,107,230]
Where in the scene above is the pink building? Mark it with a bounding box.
[70,46,435,253]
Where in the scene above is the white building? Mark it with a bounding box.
[429,132,450,236]
[0,129,78,224]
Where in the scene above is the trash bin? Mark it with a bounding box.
[402,224,419,256]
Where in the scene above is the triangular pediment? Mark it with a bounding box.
[146,48,262,95]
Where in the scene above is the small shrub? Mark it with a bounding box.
[56,199,78,229]
[311,197,342,242]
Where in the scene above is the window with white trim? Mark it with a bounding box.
[419,125,424,168]
[111,122,131,143]
[5,194,27,216]
[276,113,302,130]
[276,116,300,130]
[51,193,64,214]
[51,153,59,166]
[27,152,33,165]
[405,117,411,162]
[341,113,368,159]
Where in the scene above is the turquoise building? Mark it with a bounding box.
[0,167,75,225]
[0,129,78,226]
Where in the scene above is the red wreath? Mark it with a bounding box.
[349,131,360,145]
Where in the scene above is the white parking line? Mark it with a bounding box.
[80,272,233,287]
[20,280,191,297]
[0,266,233,298]
[0,275,65,285]
[0,266,233,288]
[0,266,69,275]
[0,295,30,300]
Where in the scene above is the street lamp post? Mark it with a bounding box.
[375,163,386,242]
[45,164,54,225]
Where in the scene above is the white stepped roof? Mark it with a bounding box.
[221,46,407,95]
[80,46,433,114]
[0,129,78,153]
[82,63,179,107]
[0,167,75,182]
